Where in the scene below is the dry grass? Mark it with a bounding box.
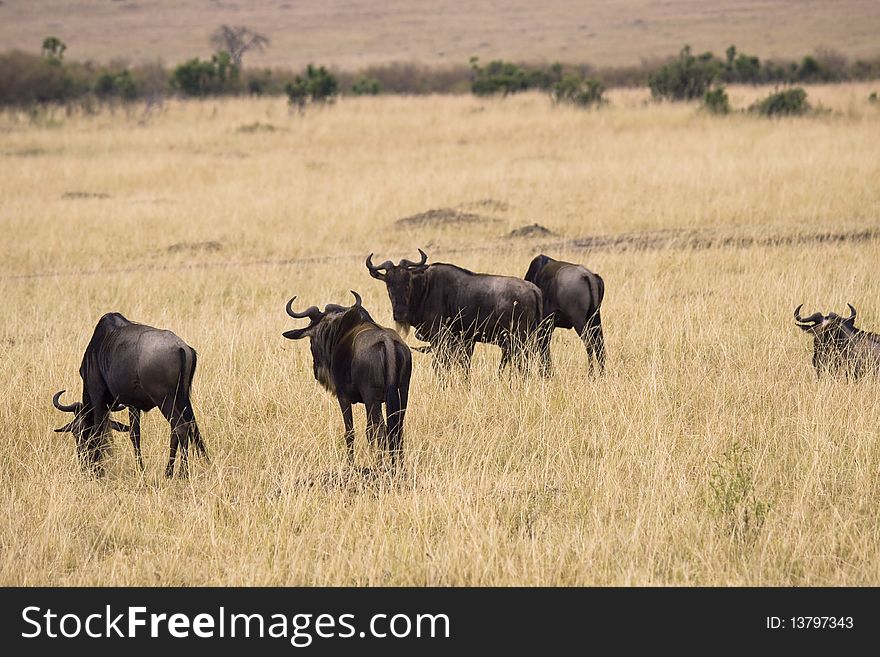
[2,0,880,69]
[1,84,880,585]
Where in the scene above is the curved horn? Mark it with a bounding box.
[845,304,857,322]
[399,248,429,268]
[350,290,362,308]
[110,402,126,412]
[794,304,823,325]
[286,296,322,320]
[366,253,394,279]
[52,390,80,413]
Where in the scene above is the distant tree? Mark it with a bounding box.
[351,76,382,95]
[285,64,339,112]
[170,51,239,96]
[210,25,269,68]
[41,36,66,65]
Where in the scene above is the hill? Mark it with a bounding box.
[1,0,879,69]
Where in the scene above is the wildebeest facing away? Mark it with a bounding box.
[366,249,545,375]
[52,312,208,477]
[524,254,606,375]
[794,304,880,379]
[283,291,412,466]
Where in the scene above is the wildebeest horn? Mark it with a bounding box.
[286,296,322,321]
[350,290,362,307]
[845,304,857,322]
[52,390,80,413]
[400,248,428,268]
[111,402,126,412]
[794,304,823,325]
[366,253,394,279]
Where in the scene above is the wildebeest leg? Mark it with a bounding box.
[172,419,190,478]
[338,397,355,463]
[457,338,475,379]
[537,323,553,377]
[365,403,387,463]
[159,400,185,478]
[590,309,606,374]
[129,408,144,473]
[85,380,113,477]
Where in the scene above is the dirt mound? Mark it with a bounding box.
[61,191,111,200]
[458,198,510,212]
[166,240,223,254]
[570,227,880,253]
[395,208,499,228]
[508,223,558,238]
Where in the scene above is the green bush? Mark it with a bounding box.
[551,74,605,107]
[470,58,528,96]
[170,51,240,97]
[351,76,381,95]
[94,69,137,101]
[649,45,722,101]
[285,64,339,110]
[750,87,810,116]
[703,86,730,114]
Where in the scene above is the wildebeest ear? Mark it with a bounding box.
[109,421,130,432]
[283,327,313,340]
[54,423,74,433]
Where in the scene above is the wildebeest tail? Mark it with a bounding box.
[178,346,209,461]
[384,340,409,458]
[586,272,605,315]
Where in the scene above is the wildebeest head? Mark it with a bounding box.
[794,303,857,340]
[52,389,129,470]
[283,291,365,391]
[794,304,860,374]
[365,248,428,336]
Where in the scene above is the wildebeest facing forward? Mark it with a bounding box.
[524,254,606,375]
[366,249,545,375]
[52,312,208,477]
[283,291,412,466]
[794,304,880,378]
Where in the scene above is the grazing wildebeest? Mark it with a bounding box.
[524,254,606,375]
[52,312,208,477]
[366,249,545,376]
[283,291,412,466]
[794,304,880,379]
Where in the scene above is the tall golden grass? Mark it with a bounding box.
[1,84,879,584]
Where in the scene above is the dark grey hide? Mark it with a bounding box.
[283,291,412,467]
[794,304,880,379]
[524,254,606,374]
[366,249,545,376]
[52,312,207,477]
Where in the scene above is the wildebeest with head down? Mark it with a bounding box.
[283,291,412,466]
[52,312,208,477]
[366,249,545,375]
[794,304,880,378]
[524,254,606,375]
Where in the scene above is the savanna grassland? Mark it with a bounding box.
[1,84,880,585]
[2,0,880,69]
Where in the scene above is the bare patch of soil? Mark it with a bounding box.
[395,208,500,228]
[507,223,558,238]
[166,240,223,254]
[61,191,111,200]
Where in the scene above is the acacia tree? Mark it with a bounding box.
[209,25,269,68]
[41,36,66,65]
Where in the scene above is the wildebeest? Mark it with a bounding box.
[283,291,412,466]
[524,254,606,375]
[52,312,208,477]
[366,249,545,375]
[794,304,880,379]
